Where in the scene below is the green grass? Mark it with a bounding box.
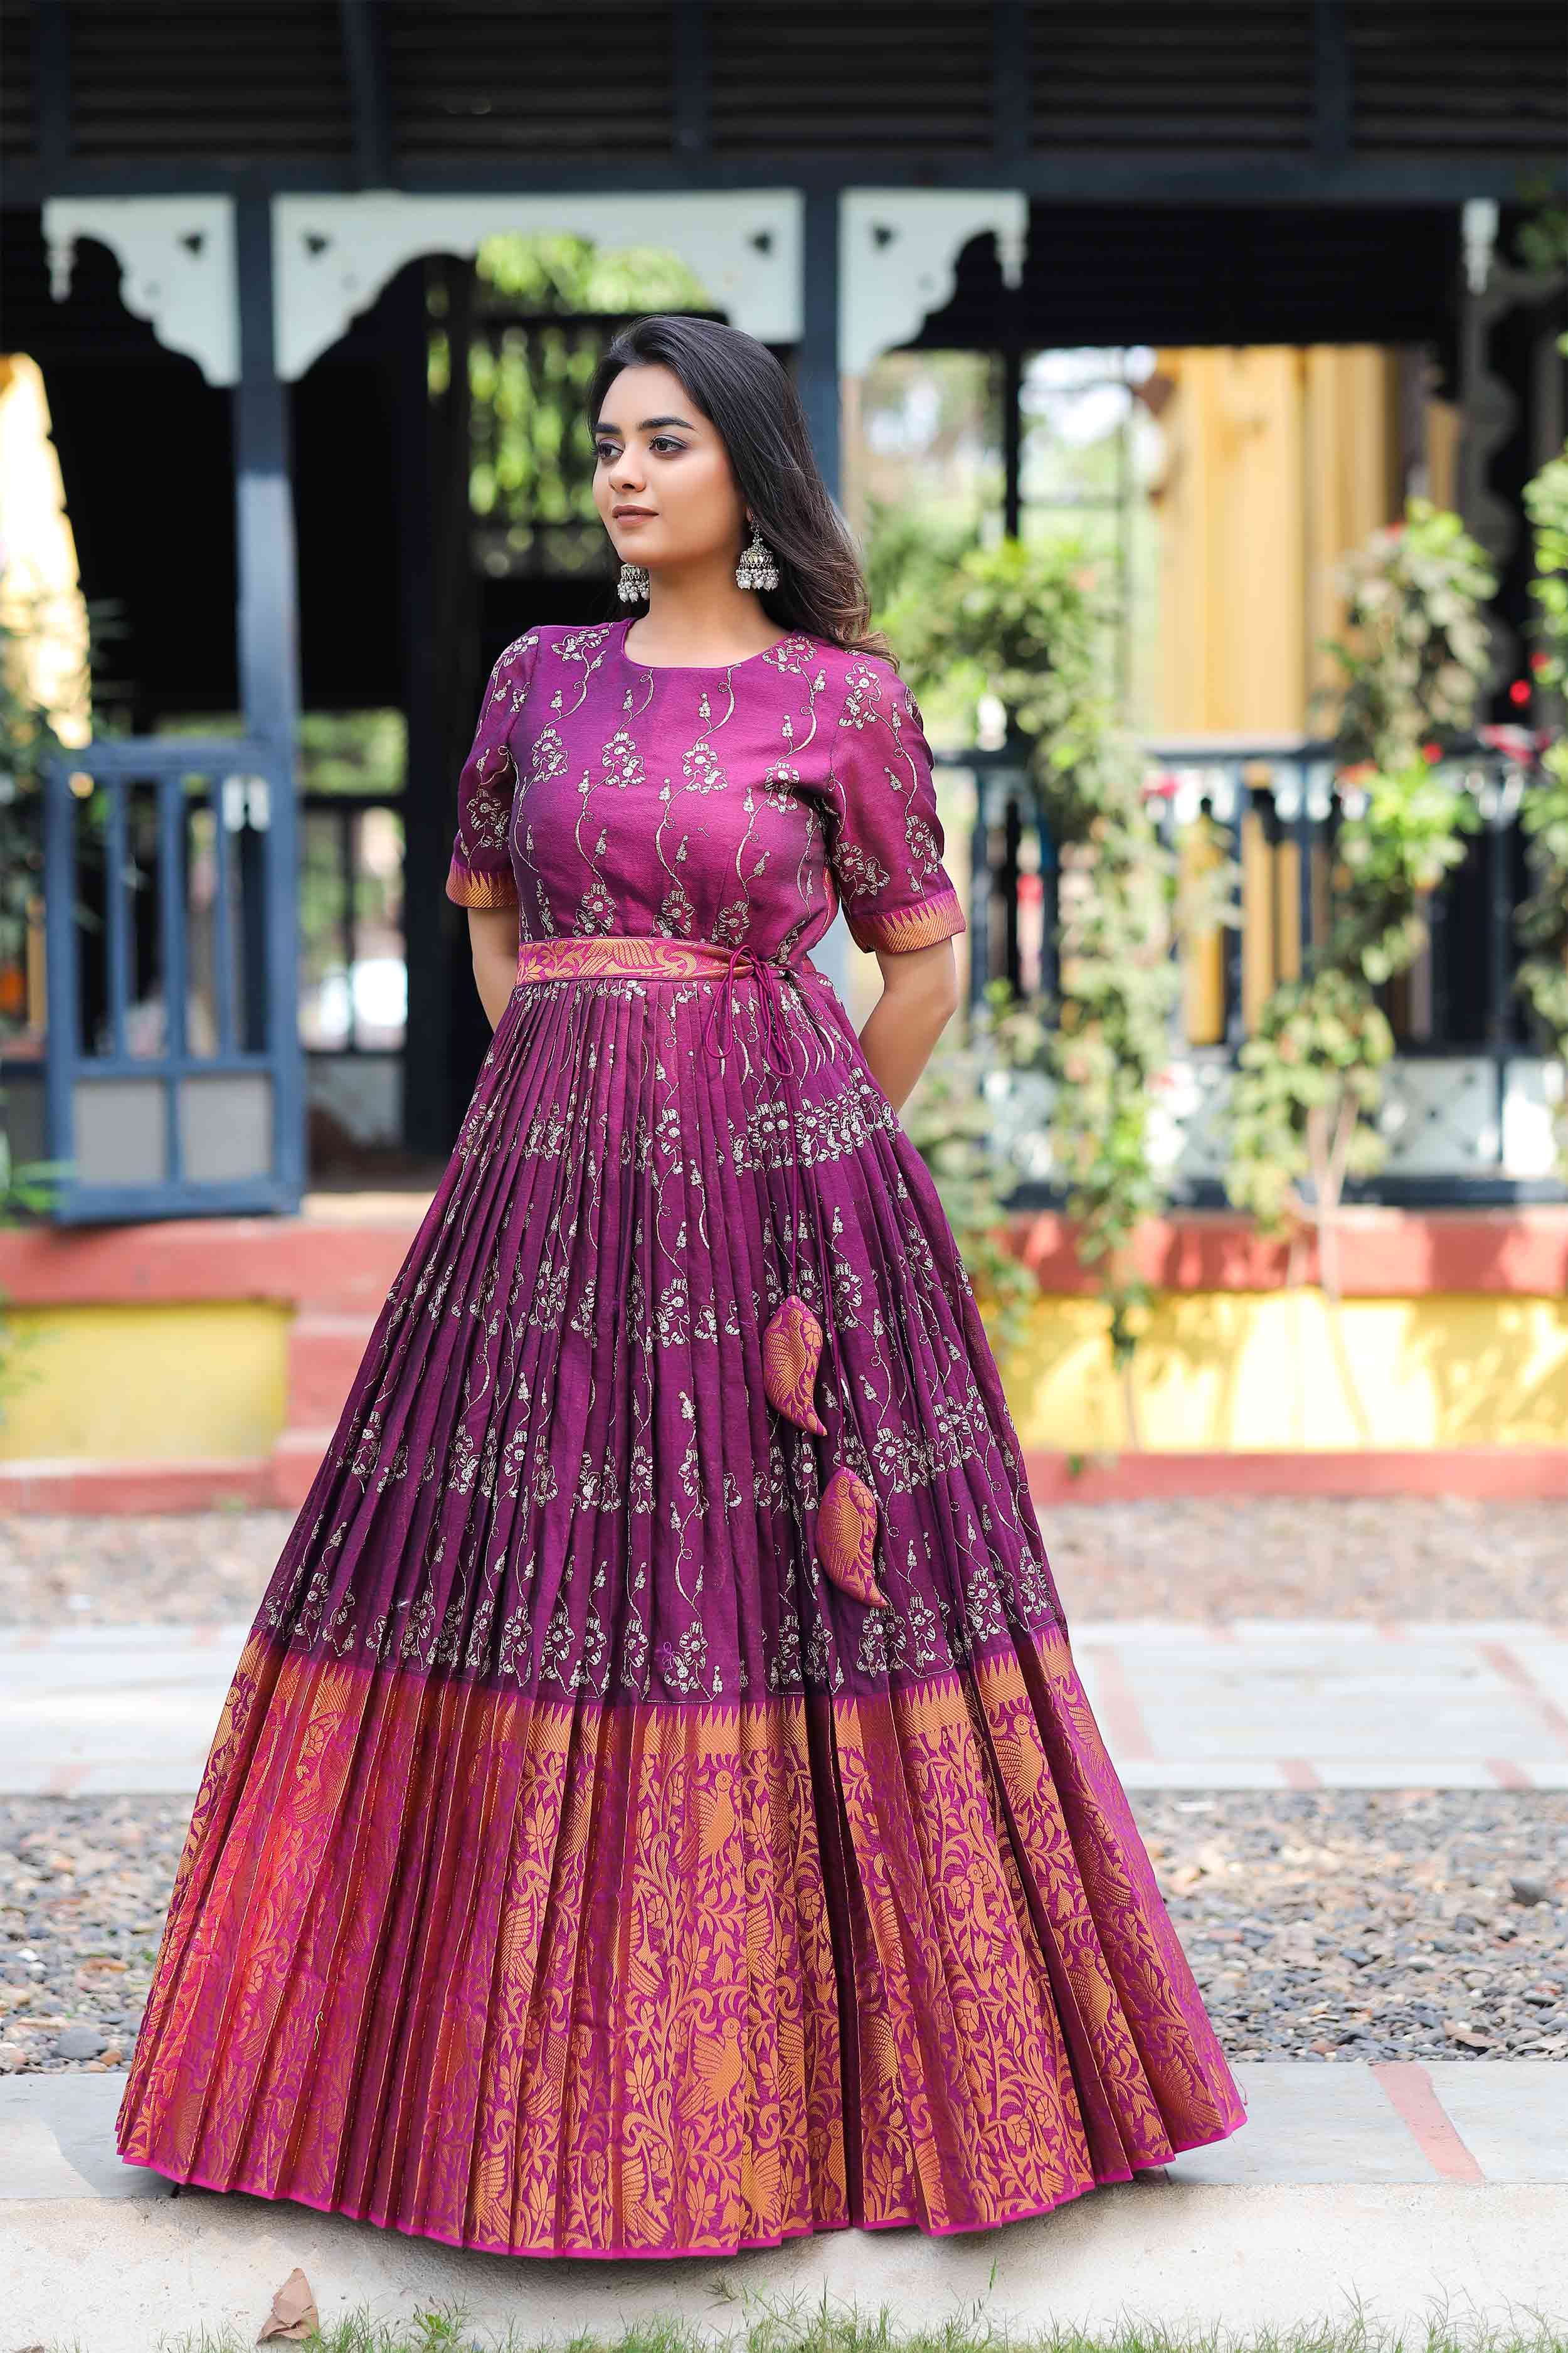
[44,2281,1568,2353]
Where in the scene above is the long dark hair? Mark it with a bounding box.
[586,314,889,659]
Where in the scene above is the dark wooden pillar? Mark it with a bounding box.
[395,257,485,1156]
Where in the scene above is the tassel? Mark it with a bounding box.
[761,1293,828,1435]
[817,1464,891,1608]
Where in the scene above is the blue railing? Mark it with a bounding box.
[42,738,304,1223]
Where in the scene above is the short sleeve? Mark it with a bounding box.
[445,632,538,908]
[824,657,968,953]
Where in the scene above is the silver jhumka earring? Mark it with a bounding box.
[617,561,650,602]
[735,521,780,592]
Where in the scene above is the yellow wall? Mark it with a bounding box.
[1152,344,1404,735]
[1,1293,1563,1465]
[995,1290,1568,1454]
[0,1304,290,1462]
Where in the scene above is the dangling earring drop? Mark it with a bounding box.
[617,561,650,602]
[735,519,779,593]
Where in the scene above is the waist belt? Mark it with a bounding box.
[512,933,889,1610]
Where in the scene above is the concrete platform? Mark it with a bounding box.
[4,1619,1567,1795]
[0,2068,1564,2347]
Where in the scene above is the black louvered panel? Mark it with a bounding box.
[1029,0,1315,154]
[1,2,36,167]
[1349,0,1567,156]
[69,0,350,161]
[384,3,674,161]
[921,203,1461,352]
[709,3,992,159]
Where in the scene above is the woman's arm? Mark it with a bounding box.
[856,937,960,1115]
[466,905,521,1030]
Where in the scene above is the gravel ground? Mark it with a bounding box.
[1,1790,1561,2077]
[1046,1497,1566,1625]
[1138,1789,1568,2064]
[1,1497,1564,1628]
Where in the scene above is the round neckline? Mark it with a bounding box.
[617,616,798,673]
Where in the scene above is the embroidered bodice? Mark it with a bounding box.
[445,615,967,962]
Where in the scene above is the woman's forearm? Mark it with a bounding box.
[465,907,522,1030]
[857,964,960,1115]
[471,947,519,1031]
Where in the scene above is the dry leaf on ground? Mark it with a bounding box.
[257,2265,320,2342]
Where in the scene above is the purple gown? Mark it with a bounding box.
[115,615,1246,2258]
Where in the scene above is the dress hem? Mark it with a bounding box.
[114,2104,1248,2263]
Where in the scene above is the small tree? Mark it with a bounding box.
[1224,497,1496,1318]
[0,592,87,1412]
[902,978,1051,1366]
[1520,444,1568,1172]
[898,538,1230,1443]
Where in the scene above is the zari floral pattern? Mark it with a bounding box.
[116,614,1247,2258]
[116,1625,1244,2258]
[445,617,968,957]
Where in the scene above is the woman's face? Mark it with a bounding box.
[591,363,749,578]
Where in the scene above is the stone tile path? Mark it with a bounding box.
[5,1619,1565,1795]
[6,2061,1561,2202]
[1,2066,1564,2345]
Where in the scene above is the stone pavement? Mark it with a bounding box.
[0,2066,1564,2345]
[3,1615,1565,2344]
[4,1618,1567,1795]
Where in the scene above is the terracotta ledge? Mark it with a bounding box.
[1,1204,1565,1310]
[1021,1448,1568,1504]
[1005,1207,1568,1299]
[0,1215,420,1314]
[0,1457,281,1515]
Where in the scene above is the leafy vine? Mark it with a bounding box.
[894,537,1227,1440]
[1520,443,1568,1170]
[1223,499,1496,1302]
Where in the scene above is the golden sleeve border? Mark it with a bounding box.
[445,858,519,909]
[845,885,967,955]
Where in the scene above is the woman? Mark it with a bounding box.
[116,314,1246,2260]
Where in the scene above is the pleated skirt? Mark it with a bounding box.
[115,946,1247,2258]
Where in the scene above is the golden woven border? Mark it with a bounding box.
[847,887,967,955]
[513,935,829,987]
[446,858,519,910]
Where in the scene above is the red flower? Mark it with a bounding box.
[1530,651,1550,673]
[1508,679,1531,706]
[1421,741,1441,763]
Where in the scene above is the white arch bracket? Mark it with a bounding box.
[272,191,804,381]
[839,190,1028,376]
[42,196,239,386]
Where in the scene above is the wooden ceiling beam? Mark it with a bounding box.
[992,0,1030,166]
[338,0,392,189]
[34,0,73,185]
[1313,0,1353,167]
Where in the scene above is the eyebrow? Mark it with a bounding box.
[591,414,697,434]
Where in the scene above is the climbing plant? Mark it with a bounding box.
[901,977,1051,1366]
[1520,443,1568,1171]
[898,537,1229,1441]
[1322,498,1497,773]
[0,593,85,1415]
[1224,499,1496,1299]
